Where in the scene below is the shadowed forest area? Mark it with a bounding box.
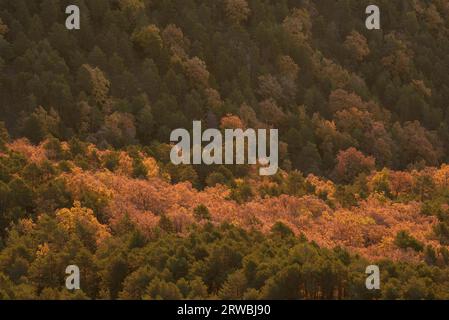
[1,0,449,299]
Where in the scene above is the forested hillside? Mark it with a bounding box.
[1,0,449,299]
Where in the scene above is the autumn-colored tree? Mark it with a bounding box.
[329,89,366,114]
[220,114,245,130]
[131,25,163,55]
[333,148,375,183]
[389,171,414,197]
[282,8,312,43]
[162,24,190,60]
[344,31,370,61]
[56,201,110,247]
[183,57,210,88]
[0,18,8,36]
[224,0,251,25]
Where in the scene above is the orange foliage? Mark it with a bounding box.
[59,166,441,262]
[220,114,245,130]
[8,141,446,263]
[7,138,47,163]
[305,174,336,201]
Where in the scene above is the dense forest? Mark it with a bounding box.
[1,0,449,299]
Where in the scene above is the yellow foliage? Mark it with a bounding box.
[367,169,391,194]
[306,174,336,201]
[117,152,134,176]
[56,201,110,244]
[36,243,50,257]
[18,218,35,234]
[433,164,449,188]
[143,157,159,178]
